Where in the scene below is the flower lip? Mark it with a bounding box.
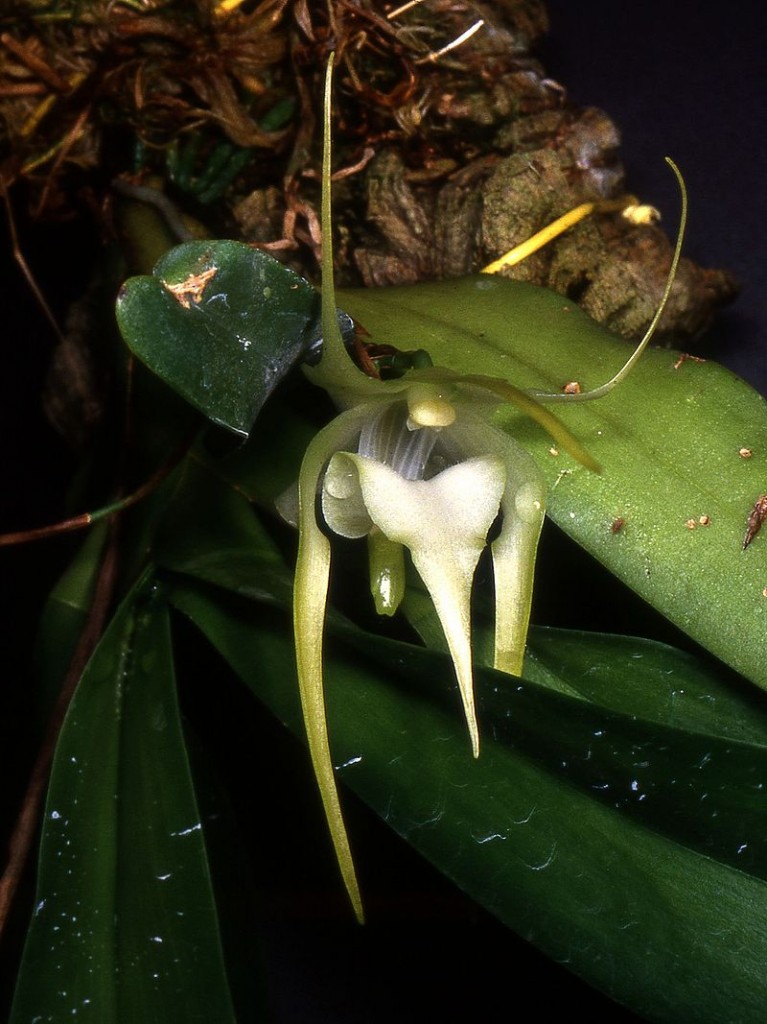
[322,449,506,546]
[321,447,507,760]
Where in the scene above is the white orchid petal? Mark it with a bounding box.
[350,455,504,548]
[342,453,506,757]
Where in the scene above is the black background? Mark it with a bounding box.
[545,0,767,393]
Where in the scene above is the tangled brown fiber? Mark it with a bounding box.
[0,0,737,339]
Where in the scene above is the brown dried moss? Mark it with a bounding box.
[1,0,737,341]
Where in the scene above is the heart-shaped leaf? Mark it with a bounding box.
[116,241,320,435]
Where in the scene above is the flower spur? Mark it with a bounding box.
[291,57,686,922]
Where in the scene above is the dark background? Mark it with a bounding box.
[2,1,766,1020]
[545,0,767,393]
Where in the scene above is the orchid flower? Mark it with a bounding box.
[289,58,686,922]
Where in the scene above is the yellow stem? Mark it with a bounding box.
[481,197,635,275]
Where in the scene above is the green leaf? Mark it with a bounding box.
[404,582,767,748]
[153,454,294,607]
[12,577,236,1024]
[33,524,108,718]
[115,241,320,436]
[337,277,767,690]
[525,627,767,745]
[170,580,767,1023]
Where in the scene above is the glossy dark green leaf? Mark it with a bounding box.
[115,241,320,435]
[170,580,767,1023]
[12,578,236,1024]
[527,629,767,745]
[403,583,767,748]
[337,277,767,691]
[153,454,294,608]
[33,524,107,717]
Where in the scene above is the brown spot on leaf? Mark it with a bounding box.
[743,495,767,550]
[164,266,218,309]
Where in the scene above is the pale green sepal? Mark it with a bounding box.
[450,411,547,676]
[326,453,506,757]
[491,474,546,676]
[293,407,375,924]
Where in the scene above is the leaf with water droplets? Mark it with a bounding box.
[11,577,236,1023]
[116,241,320,435]
[171,574,767,1024]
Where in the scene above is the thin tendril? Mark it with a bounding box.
[532,157,687,403]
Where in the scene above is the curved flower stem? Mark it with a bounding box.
[531,158,687,403]
[307,53,376,401]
